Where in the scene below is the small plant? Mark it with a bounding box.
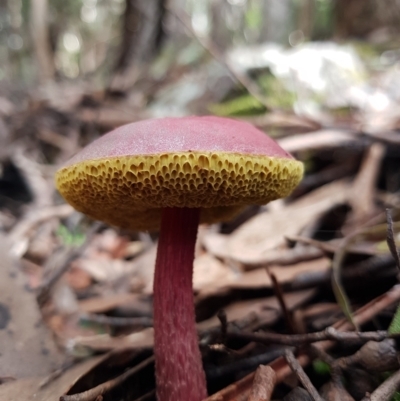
[56,224,86,247]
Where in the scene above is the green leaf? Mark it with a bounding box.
[313,359,331,376]
[389,305,400,334]
[331,236,358,330]
[331,218,400,329]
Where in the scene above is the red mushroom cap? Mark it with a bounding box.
[56,116,303,230]
[64,116,293,166]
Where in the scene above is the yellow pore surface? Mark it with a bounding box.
[56,151,303,231]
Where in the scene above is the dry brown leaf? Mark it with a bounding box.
[345,142,385,230]
[320,381,356,401]
[232,258,330,289]
[86,229,132,259]
[203,231,323,268]
[78,293,144,314]
[71,327,154,351]
[225,180,350,265]
[123,240,146,258]
[277,129,358,153]
[0,234,63,379]
[198,289,315,331]
[202,230,231,260]
[67,265,92,290]
[197,258,330,298]
[132,245,157,293]
[77,258,134,282]
[247,365,276,401]
[0,355,105,401]
[205,286,400,401]
[193,253,236,292]
[141,248,237,294]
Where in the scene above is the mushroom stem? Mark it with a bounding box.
[153,207,207,401]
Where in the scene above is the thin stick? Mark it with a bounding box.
[79,313,153,328]
[135,390,156,401]
[386,209,400,270]
[205,285,400,401]
[284,349,324,401]
[266,268,295,333]
[217,309,228,344]
[228,326,397,347]
[361,369,400,401]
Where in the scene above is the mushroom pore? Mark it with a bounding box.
[55,116,304,401]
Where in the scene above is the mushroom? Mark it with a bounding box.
[55,116,304,401]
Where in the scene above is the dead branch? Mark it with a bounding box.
[285,349,324,401]
[361,369,400,401]
[266,269,295,333]
[79,313,153,328]
[228,327,398,347]
[347,142,385,226]
[206,285,400,400]
[277,129,361,153]
[386,209,400,270]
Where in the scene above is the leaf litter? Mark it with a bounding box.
[2,42,400,401]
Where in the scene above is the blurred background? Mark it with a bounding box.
[2,0,400,121]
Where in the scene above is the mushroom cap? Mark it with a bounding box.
[56,116,303,230]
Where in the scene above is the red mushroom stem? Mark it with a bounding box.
[153,207,207,401]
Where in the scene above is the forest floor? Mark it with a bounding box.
[1,40,400,401]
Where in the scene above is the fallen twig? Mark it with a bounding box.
[217,309,228,344]
[205,285,400,401]
[347,142,385,227]
[284,349,324,401]
[277,129,361,153]
[266,269,295,333]
[135,390,156,401]
[228,326,398,347]
[361,369,400,401]
[79,313,153,328]
[386,209,400,270]
[206,348,286,380]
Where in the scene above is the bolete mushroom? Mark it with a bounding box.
[55,116,303,401]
